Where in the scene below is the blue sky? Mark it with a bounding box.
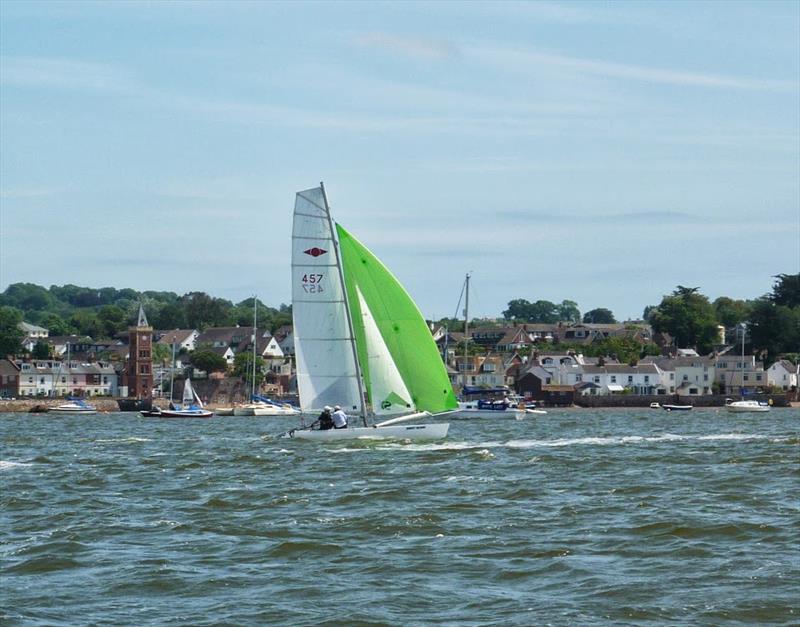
[1,1,798,320]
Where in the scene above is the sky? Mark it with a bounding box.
[1,0,798,321]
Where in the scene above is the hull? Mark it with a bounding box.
[725,402,770,413]
[140,409,214,418]
[117,398,152,412]
[662,405,693,411]
[233,404,301,416]
[215,407,235,416]
[49,408,97,415]
[289,422,449,441]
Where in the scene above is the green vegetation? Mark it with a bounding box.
[191,350,229,374]
[0,283,292,347]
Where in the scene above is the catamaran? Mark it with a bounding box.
[285,183,457,441]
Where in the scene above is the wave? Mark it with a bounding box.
[0,460,33,471]
[323,433,790,453]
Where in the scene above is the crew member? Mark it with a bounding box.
[332,405,348,429]
[314,406,334,430]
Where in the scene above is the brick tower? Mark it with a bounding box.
[127,304,153,399]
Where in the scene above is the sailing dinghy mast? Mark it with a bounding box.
[319,181,369,428]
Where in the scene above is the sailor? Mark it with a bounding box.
[315,406,334,430]
[332,405,348,429]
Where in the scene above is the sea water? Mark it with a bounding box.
[1,408,798,625]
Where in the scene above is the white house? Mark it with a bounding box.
[16,360,118,397]
[578,364,664,395]
[713,354,765,395]
[642,356,715,395]
[767,360,797,391]
[156,329,199,352]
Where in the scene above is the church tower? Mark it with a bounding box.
[126,304,153,399]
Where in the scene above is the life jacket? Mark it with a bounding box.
[318,412,333,430]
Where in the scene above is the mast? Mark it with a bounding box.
[740,322,746,399]
[320,181,369,427]
[252,295,257,400]
[463,272,470,396]
[169,337,176,404]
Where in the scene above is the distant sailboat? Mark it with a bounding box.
[285,183,456,440]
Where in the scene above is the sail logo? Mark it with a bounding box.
[304,247,327,257]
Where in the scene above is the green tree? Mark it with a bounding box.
[40,313,72,336]
[749,299,800,366]
[0,307,24,356]
[649,286,719,354]
[713,297,751,328]
[769,273,800,307]
[191,350,229,374]
[69,310,104,338]
[233,352,265,390]
[31,341,51,359]
[503,299,533,321]
[583,308,616,324]
[0,283,54,311]
[557,300,581,323]
[182,292,233,330]
[97,304,126,338]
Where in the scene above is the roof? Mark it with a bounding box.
[19,321,48,333]
[581,364,661,374]
[196,327,251,345]
[155,329,198,345]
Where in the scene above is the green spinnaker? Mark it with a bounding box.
[336,223,458,415]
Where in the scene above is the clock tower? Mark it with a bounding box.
[127,304,153,399]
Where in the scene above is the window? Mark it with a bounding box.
[756,374,762,382]
[62,376,66,383]
[628,376,633,383]
[689,387,698,394]
[669,373,674,380]
[40,377,45,384]
[593,376,600,383]
[610,376,617,383]
[704,374,708,381]
[103,376,108,384]
[644,375,650,383]
[28,377,33,383]
[140,365,150,375]
[682,374,688,381]
[743,374,749,381]
[576,374,582,382]
[139,350,150,359]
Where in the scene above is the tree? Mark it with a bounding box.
[97,304,126,338]
[32,341,51,359]
[191,350,229,374]
[0,307,24,356]
[182,292,233,329]
[769,273,800,308]
[712,297,751,328]
[503,299,533,321]
[583,308,616,324]
[557,300,581,323]
[40,313,72,336]
[749,299,800,366]
[233,352,265,389]
[649,286,719,354]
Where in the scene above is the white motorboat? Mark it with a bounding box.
[233,398,302,416]
[725,398,771,413]
[49,399,97,415]
[282,183,455,442]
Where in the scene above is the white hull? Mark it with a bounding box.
[214,407,235,416]
[725,401,770,413]
[49,402,97,415]
[289,422,449,441]
[233,404,301,416]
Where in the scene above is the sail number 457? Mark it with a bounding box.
[301,273,324,293]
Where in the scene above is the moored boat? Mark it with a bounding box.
[724,398,770,413]
[49,399,97,415]
[662,404,693,411]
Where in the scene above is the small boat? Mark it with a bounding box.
[140,379,213,419]
[214,407,235,416]
[284,183,454,441]
[233,395,302,416]
[661,404,693,411]
[650,402,661,409]
[457,399,546,415]
[725,398,770,413]
[49,399,97,415]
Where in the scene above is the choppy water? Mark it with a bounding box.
[1,408,798,625]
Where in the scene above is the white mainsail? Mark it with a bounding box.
[291,186,363,414]
[356,286,413,415]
